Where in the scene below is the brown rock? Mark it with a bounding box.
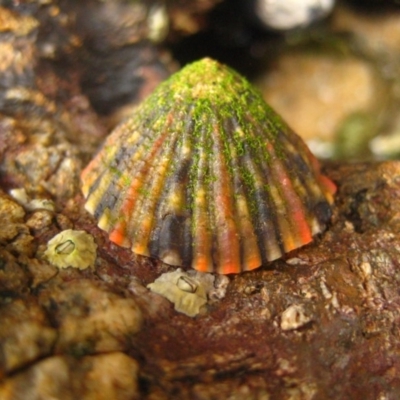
[0,298,57,377]
[0,249,30,295]
[38,278,143,355]
[1,2,400,399]
[77,353,140,400]
[1,149,400,399]
[0,353,140,400]
[258,52,379,145]
[131,161,400,399]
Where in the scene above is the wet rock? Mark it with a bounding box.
[60,0,176,119]
[0,193,25,242]
[1,2,400,399]
[0,298,57,377]
[130,161,400,399]
[257,49,382,159]
[167,0,223,37]
[38,278,143,355]
[0,353,140,400]
[0,5,105,199]
[0,249,31,296]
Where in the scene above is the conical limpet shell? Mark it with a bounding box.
[81,58,336,274]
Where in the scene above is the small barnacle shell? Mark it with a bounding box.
[280,304,312,331]
[147,269,216,317]
[10,188,55,212]
[44,229,97,270]
[176,275,198,293]
[81,57,336,274]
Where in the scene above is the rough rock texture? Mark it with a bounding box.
[0,299,57,378]
[63,0,176,118]
[0,353,140,400]
[0,1,175,199]
[127,163,400,400]
[0,3,105,199]
[1,1,400,399]
[1,161,400,399]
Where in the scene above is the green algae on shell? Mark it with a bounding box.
[81,57,336,274]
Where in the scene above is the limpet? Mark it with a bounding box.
[81,58,336,274]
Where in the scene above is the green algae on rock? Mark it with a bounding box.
[81,57,336,274]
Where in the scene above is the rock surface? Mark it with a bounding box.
[1,161,400,399]
[1,1,400,399]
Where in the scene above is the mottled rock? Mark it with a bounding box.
[130,161,400,399]
[0,5,105,199]
[1,2,400,399]
[332,4,400,56]
[0,357,71,400]
[167,0,223,36]
[257,50,381,159]
[77,353,140,400]
[21,255,58,289]
[0,298,57,377]
[0,191,36,259]
[0,6,38,90]
[38,279,143,355]
[0,194,25,243]
[0,192,25,225]
[280,303,312,331]
[0,249,30,296]
[60,0,176,118]
[0,353,139,400]
[26,209,54,231]
[1,142,400,400]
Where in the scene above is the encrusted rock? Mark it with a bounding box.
[0,249,31,295]
[0,298,57,377]
[38,279,143,354]
[280,304,312,331]
[0,353,140,400]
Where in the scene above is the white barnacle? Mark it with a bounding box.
[176,276,198,293]
[44,229,97,270]
[147,269,227,317]
[280,304,312,331]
